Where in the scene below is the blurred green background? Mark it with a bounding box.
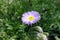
[0,0,60,40]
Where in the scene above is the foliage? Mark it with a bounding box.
[0,0,60,40]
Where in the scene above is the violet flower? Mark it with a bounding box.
[21,11,41,25]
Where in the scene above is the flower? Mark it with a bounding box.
[37,34,48,40]
[43,35,48,40]
[21,11,41,25]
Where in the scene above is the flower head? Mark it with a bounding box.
[21,11,41,25]
[43,35,48,40]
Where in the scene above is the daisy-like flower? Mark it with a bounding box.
[21,11,41,25]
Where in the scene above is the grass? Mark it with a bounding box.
[0,0,60,40]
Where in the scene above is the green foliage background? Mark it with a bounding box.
[0,0,60,40]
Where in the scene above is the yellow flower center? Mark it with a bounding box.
[28,16,34,21]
